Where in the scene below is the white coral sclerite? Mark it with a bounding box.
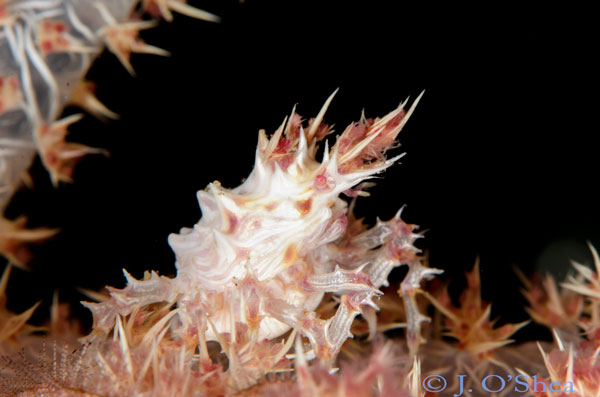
[84,91,438,389]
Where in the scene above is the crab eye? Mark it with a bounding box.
[314,173,335,191]
[315,174,327,188]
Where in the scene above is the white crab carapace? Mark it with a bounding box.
[84,92,437,380]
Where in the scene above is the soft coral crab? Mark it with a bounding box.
[82,92,438,391]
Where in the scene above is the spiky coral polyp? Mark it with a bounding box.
[427,260,528,358]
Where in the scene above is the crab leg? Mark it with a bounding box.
[400,260,443,355]
[305,264,381,295]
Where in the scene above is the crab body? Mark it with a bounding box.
[82,92,434,391]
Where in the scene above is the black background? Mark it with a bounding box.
[3,1,598,340]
